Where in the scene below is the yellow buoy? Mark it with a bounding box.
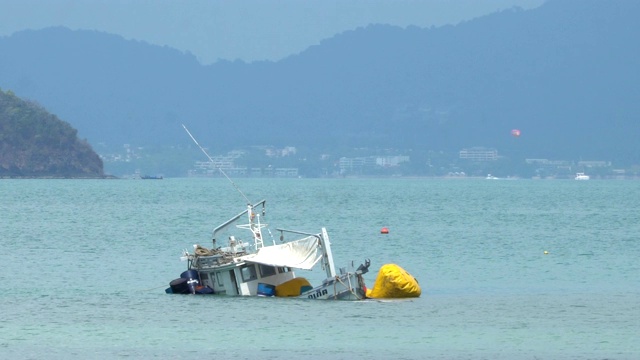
[366,264,421,299]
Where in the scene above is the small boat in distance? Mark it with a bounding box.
[131,170,163,179]
[575,172,590,180]
[486,174,499,180]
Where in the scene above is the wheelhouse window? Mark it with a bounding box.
[240,264,257,282]
[258,264,277,277]
[200,273,209,285]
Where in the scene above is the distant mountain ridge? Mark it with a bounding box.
[0,0,638,164]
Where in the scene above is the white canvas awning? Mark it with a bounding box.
[242,236,321,270]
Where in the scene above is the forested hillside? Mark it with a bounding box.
[0,89,104,177]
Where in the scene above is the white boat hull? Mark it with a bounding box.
[299,272,367,300]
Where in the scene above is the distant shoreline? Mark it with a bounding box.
[0,175,119,179]
[3,174,640,180]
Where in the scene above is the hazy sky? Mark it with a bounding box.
[1,0,545,64]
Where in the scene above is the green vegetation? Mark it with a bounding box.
[0,89,104,178]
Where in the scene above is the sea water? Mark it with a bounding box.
[0,178,638,359]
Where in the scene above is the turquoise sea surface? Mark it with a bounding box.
[1,178,638,359]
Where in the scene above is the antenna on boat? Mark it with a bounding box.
[182,124,251,205]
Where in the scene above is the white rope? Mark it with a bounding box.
[182,124,251,205]
[335,275,362,300]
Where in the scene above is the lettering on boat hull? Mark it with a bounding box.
[307,289,328,299]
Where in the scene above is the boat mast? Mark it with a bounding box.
[320,228,336,278]
[237,203,266,250]
[182,124,251,205]
[212,199,266,246]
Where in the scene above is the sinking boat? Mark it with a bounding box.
[166,125,373,300]
[166,199,371,300]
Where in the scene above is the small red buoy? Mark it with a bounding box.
[380,227,389,234]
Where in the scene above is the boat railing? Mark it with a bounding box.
[276,227,336,279]
[275,228,320,239]
[212,199,266,246]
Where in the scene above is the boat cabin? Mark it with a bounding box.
[196,261,295,296]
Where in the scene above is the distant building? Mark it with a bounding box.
[274,168,299,177]
[578,160,611,167]
[459,147,498,161]
[339,157,376,174]
[525,159,571,167]
[338,155,409,174]
[376,156,410,167]
[265,146,297,157]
